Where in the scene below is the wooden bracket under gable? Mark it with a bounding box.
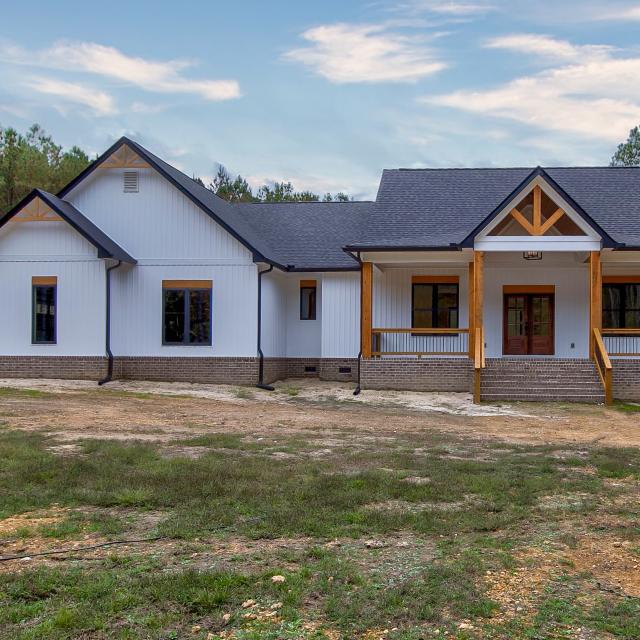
[13,196,62,223]
[98,144,151,170]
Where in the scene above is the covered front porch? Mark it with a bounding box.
[357,250,640,404]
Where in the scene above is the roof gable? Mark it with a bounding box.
[0,189,136,263]
[59,137,283,267]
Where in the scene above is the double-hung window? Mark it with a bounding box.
[411,276,459,329]
[300,280,317,320]
[603,282,640,329]
[32,276,57,344]
[162,280,212,345]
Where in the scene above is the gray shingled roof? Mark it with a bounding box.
[56,137,640,270]
[0,189,136,263]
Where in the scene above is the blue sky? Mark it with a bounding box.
[1,0,640,199]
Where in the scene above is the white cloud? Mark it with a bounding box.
[596,5,640,21]
[424,34,640,141]
[0,41,241,101]
[25,77,117,116]
[485,33,613,62]
[417,1,494,15]
[284,23,446,84]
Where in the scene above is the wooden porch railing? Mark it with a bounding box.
[593,328,613,405]
[371,327,470,357]
[601,328,640,357]
[473,325,485,404]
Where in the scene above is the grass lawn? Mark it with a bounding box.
[0,385,639,639]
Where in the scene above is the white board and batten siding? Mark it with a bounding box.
[68,167,259,357]
[483,255,590,358]
[0,221,106,355]
[261,272,323,358]
[321,273,360,358]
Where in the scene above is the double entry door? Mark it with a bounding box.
[503,292,555,355]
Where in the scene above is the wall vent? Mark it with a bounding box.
[123,171,139,193]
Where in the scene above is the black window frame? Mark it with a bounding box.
[32,283,57,345]
[300,285,317,321]
[411,282,460,330]
[603,283,640,330]
[162,285,212,346]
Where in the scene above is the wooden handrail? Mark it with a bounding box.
[593,328,613,405]
[601,328,640,335]
[372,327,470,334]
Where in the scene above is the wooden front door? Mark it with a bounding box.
[503,293,554,355]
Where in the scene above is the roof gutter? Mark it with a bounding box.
[343,244,462,253]
[256,264,275,391]
[98,260,122,386]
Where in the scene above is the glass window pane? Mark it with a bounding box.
[164,290,185,343]
[33,285,56,343]
[413,310,433,328]
[189,290,211,344]
[625,310,640,329]
[626,285,640,310]
[413,284,433,308]
[300,287,316,320]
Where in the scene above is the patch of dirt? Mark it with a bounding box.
[485,548,562,623]
[365,497,480,514]
[564,535,640,597]
[0,377,639,450]
[0,505,68,536]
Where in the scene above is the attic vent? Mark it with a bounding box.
[123,171,139,193]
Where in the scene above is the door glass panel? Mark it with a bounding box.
[532,296,551,336]
[507,297,526,337]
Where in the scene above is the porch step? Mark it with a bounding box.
[481,358,605,404]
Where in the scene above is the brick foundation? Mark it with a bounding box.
[0,356,108,380]
[0,355,359,386]
[262,358,358,383]
[360,357,472,392]
[612,359,640,401]
[113,357,259,385]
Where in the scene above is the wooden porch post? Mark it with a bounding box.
[468,261,475,357]
[361,262,373,358]
[589,251,602,359]
[473,251,484,333]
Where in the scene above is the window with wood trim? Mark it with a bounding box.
[411,277,459,329]
[32,277,57,344]
[162,280,212,345]
[300,280,317,320]
[603,283,640,329]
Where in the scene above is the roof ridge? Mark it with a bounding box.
[391,166,640,171]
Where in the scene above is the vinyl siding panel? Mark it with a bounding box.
[111,264,257,357]
[68,168,253,262]
[261,271,287,357]
[321,272,360,358]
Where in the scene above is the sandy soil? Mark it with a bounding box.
[0,377,638,448]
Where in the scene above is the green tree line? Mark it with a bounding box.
[0,124,350,213]
[3,121,640,216]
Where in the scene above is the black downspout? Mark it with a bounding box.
[98,260,122,386]
[256,264,275,391]
[353,251,363,396]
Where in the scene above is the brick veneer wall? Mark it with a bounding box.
[0,356,359,385]
[262,358,358,383]
[612,359,640,401]
[0,356,108,380]
[113,357,259,384]
[360,357,472,392]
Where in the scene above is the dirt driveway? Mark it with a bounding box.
[0,377,638,448]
